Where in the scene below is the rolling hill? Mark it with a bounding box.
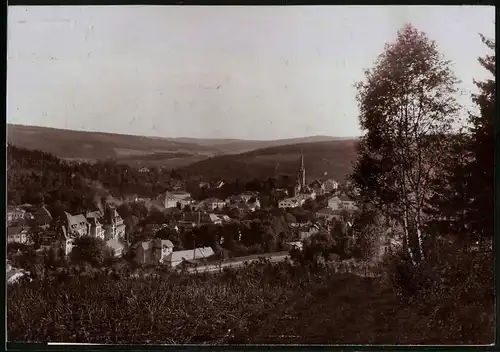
[180,139,360,182]
[7,124,356,170]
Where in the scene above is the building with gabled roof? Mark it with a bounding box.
[132,239,175,265]
[164,191,192,209]
[64,212,90,237]
[201,198,226,211]
[7,226,29,244]
[163,247,215,267]
[106,238,125,257]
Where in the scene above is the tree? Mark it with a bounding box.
[350,24,460,264]
[70,236,110,267]
[467,35,495,244]
[424,132,473,250]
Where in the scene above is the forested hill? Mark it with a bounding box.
[180,139,359,182]
[7,145,175,213]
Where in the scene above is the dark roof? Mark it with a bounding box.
[7,226,29,236]
[339,195,354,202]
[316,208,341,215]
[203,197,225,203]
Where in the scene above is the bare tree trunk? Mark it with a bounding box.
[415,212,425,262]
[402,211,416,265]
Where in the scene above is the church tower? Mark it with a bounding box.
[295,150,306,195]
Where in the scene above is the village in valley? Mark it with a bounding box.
[7,5,494,346]
[7,151,371,282]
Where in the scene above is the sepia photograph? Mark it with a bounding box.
[6,5,495,346]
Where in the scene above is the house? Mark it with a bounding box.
[323,179,339,193]
[132,239,174,265]
[286,241,304,251]
[64,212,90,237]
[7,265,29,285]
[201,198,226,211]
[164,191,192,209]
[199,182,210,189]
[239,191,257,203]
[178,197,193,208]
[220,215,232,223]
[309,180,326,195]
[61,235,75,256]
[106,238,124,257]
[208,214,222,225]
[327,196,342,210]
[7,206,26,224]
[316,208,343,222]
[278,197,304,209]
[339,195,357,210]
[103,208,126,240]
[163,247,215,267]
[247,199,261,212]
[7,226,29,244]
[298,223,321,240]
[86,211,106,240]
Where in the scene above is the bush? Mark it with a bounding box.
[382,244,494,343]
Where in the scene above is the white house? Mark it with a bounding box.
[7,266,29,284]
[106,238,124,258]
[327,196,342,210]
[201,198,226,211]
[86,211,106,240]
[7,226,29,244]
[339,195,357,210]
[163,247,215,267]
[164,191,192,209]
[208,214,222,225]
[106,208,126,240]
[278,197,304,209]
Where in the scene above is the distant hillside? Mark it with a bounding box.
[7,124,221,169]
[172,135,350,154]
[7,124,352,169]
[180,139,360,182]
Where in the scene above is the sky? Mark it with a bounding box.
[7,6,495,140]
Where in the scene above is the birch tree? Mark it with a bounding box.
[350,24,460,264]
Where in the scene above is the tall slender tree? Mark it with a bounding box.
[467,35,495,244]
[350,24,460,264]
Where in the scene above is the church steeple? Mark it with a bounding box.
[295,149,306,195]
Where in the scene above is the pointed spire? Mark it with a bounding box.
[300,149,304,168]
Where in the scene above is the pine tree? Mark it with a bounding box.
[467,35,495,244]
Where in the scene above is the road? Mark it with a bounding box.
[186,252,290,273]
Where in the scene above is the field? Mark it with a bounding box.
[7,260,493,345]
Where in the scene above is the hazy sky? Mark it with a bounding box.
[7,6,495,140]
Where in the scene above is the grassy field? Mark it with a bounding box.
[7,260,493,345]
